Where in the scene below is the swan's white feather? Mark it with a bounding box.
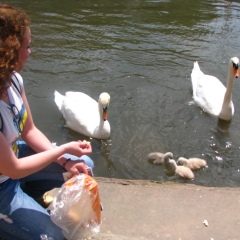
[54,91,111,139]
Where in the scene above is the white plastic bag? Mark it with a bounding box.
[48,174,101,240]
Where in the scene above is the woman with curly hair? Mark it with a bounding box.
[0,4,94,239]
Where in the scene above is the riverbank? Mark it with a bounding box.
[88,177,240,240]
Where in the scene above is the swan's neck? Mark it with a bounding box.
[98,102,104,126]
[223,68,234,104]
[219,67,235,120]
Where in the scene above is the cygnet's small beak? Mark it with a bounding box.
[102,106,108,121]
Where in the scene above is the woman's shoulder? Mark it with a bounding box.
[12,72,23,85]
[11,72,23,94]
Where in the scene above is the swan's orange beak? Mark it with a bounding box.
[234,67,239,78]
[102,107,108,121]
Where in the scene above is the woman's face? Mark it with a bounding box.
[18,27,31,70]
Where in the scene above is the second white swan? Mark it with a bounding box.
[191,57,239,121]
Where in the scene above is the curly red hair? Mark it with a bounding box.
[0,4,30,97]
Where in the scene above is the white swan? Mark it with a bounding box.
[54,91,111,139]
[191,57,239,121]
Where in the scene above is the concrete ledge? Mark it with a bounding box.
[93,177,240,240]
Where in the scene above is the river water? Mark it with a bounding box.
[9,0,240,187]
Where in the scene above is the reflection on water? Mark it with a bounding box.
[10,0,240,187]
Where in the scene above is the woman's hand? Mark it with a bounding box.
[61,140,92,175]
[64,160,89,175]
[79,140,92,154]
[63,140,92,157]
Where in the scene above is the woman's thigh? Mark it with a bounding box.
[0,179,64,240]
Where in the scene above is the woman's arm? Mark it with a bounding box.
[0,132,92,179]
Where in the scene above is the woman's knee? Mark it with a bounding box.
[79,155,94,169]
